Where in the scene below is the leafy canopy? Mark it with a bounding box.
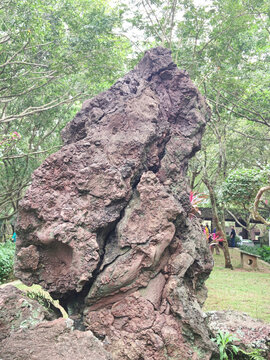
[222,169,268,209]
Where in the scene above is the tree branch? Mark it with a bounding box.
[226,209,249,230]
[0,93,82,123]
[234,129,270,141]
[252,186,270,225]
[0,39,30,68]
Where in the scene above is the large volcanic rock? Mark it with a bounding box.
[14,47,215,359]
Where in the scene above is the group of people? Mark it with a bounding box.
[203,224,223,254]
[203,224,237,253]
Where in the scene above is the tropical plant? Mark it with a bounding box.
[212,330,239,360]
[189,191,208,218]
[212,330,266,360]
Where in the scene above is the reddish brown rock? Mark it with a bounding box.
[14,47,216,358]
[16,244,40,270]
[0,285,56,342]
[0,318,112,360]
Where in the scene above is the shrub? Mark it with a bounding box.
[257,246,270,264]
[0,240,15,284]
[239,245,259,255]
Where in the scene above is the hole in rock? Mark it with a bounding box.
[248,259,253,265]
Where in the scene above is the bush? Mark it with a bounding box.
[239,245,259,255]
[257,246,270,264]
[0,241,15,284]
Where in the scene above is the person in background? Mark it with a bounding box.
[204,224,210,242]
[230,226,236,247]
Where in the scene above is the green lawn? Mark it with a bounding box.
[203,248,270,323]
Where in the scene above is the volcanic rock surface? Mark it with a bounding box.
[0,285,56,342]
[0,317,113,360]
[207,311,270,359]
[14,47,216,359]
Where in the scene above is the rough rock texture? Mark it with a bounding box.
[14,47,216,359]
[0,285,56,342]
[0,318,113,360]
[207,311,270,359]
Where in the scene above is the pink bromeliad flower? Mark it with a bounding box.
[211,232,224,243]
[189,191,208,219]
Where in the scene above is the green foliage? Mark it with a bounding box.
[212,330,266,360]
[240,349,265,360]
[0,0,131,221]
[239,245,259,256]
[0,240,15,284]
[26,290,53,311]
[222,169,267,210]
[212,330,239,360]
[257,246,270,264]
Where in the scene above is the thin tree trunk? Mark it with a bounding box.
[204,179,233,269]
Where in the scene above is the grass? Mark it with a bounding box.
[203,248,270,323]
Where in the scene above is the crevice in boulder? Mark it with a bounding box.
[58,196,135,328]
[57,135,170,325]
[52,133,177,329]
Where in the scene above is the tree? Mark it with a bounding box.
[253,186,270,226]
[222,168,268,237]
[124,0,270,268]
[0,0,130,224]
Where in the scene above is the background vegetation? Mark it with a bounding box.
[0,0,269,270]
[0,240,15,284]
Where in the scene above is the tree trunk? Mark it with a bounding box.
[204,179,233,269]
[241,222,249,239]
